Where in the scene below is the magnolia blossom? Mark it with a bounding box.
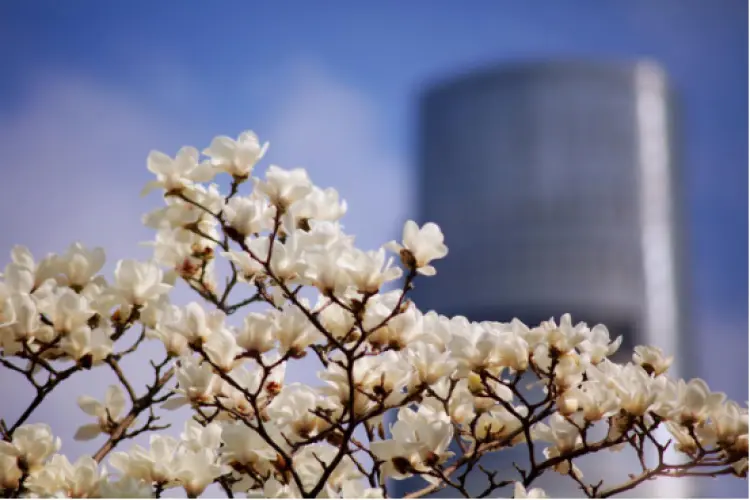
[0,130,746,500]
[254,165,313,209]
[9,245,61,291]
[25,454,106,498]
[56,243,106,289]
[266,383,337,442]
[99,476,154,498]
[142,146,215,195]
[166,356,222,408]
[75,385,128,440]
[109,434,182,485]
[371,404,454,482]
[405,341,457,386]
[514,482,549,498]
[633,344,674,376]
[219,421,279,475]
[0,424,62,471]
[532,413,584,455]
[223,195,273,236]
[112,259,172,306]
[386,220,448,276]
[272,301,322,356]
[202,130,268,179]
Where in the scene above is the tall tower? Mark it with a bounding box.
[391,61,692,497]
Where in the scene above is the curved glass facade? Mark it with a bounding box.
[388,61,692,498]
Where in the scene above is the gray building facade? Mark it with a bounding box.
[390,61,693,498]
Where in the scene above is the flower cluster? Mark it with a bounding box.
[0,130,746,499]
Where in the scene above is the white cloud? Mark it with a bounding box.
[0,72,191,461]
[0,72,175,263]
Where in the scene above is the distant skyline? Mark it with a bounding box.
[0,1,746,498]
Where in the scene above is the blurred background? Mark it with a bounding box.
[0,1,746,498]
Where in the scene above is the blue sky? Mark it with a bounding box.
[0,1,747,497]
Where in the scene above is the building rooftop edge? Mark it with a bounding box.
[420,58,670,102]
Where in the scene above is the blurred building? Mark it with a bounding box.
[390,61,693,497]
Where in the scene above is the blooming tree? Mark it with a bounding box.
[0,131,746,498]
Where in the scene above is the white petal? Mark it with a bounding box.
[74,424,103,441]
[105,385,127,418]
[77,395,104,417]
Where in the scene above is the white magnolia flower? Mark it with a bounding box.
[709,401,748,452]
[633,345,674,376]
[204,327,242,372]
[405,341,457,386]
[273,301,322,356]
[547,350,587,391]
[217,357,286,415]
[474,405,528,444]
[316,296,357,341]
[223,195,273,236]
[165,356,221,409]
[441,379,477,424]
[142,146,215,195]
[386,220,448,276]
[291,185,347,222]
[59,322,114,364]
[0,424,61,473]
[37,287,94,336]
[100,476,154,498]
[665,421,715,456]
[219,421,279,474]
[258,476,300,498]
[322,350,413,417]
[222,249,266,283]
[25,454,106,498]
[578,323,622,364]
[143,187,223,244]
[75,385,128,440]
[254,165,313,210]
[532,413,583,455]
[590,362,659,417]
[146,228,199,276]
[148,306,190,357]
[305,244,356,296]
[247,235,307,283]
[561,380,620,422]
[266,383,337,442]
[236,311,277,354]
[449,319,529,376]
[109,434,181,485]
[181,420,223,454]
[112,259,172,306]
[664,378,727,426]
[514,482,549,498]
[363,298,422,350]
[528,314,589,355]
[9,245,61,291]
[371,404,454,482]
[341,479,384,498]
[158,301,229,347]
[294,444,360,494]
[174,448,226,497]
[203,130,268,179]
[413,311,454,351]
[57,243,106,289]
